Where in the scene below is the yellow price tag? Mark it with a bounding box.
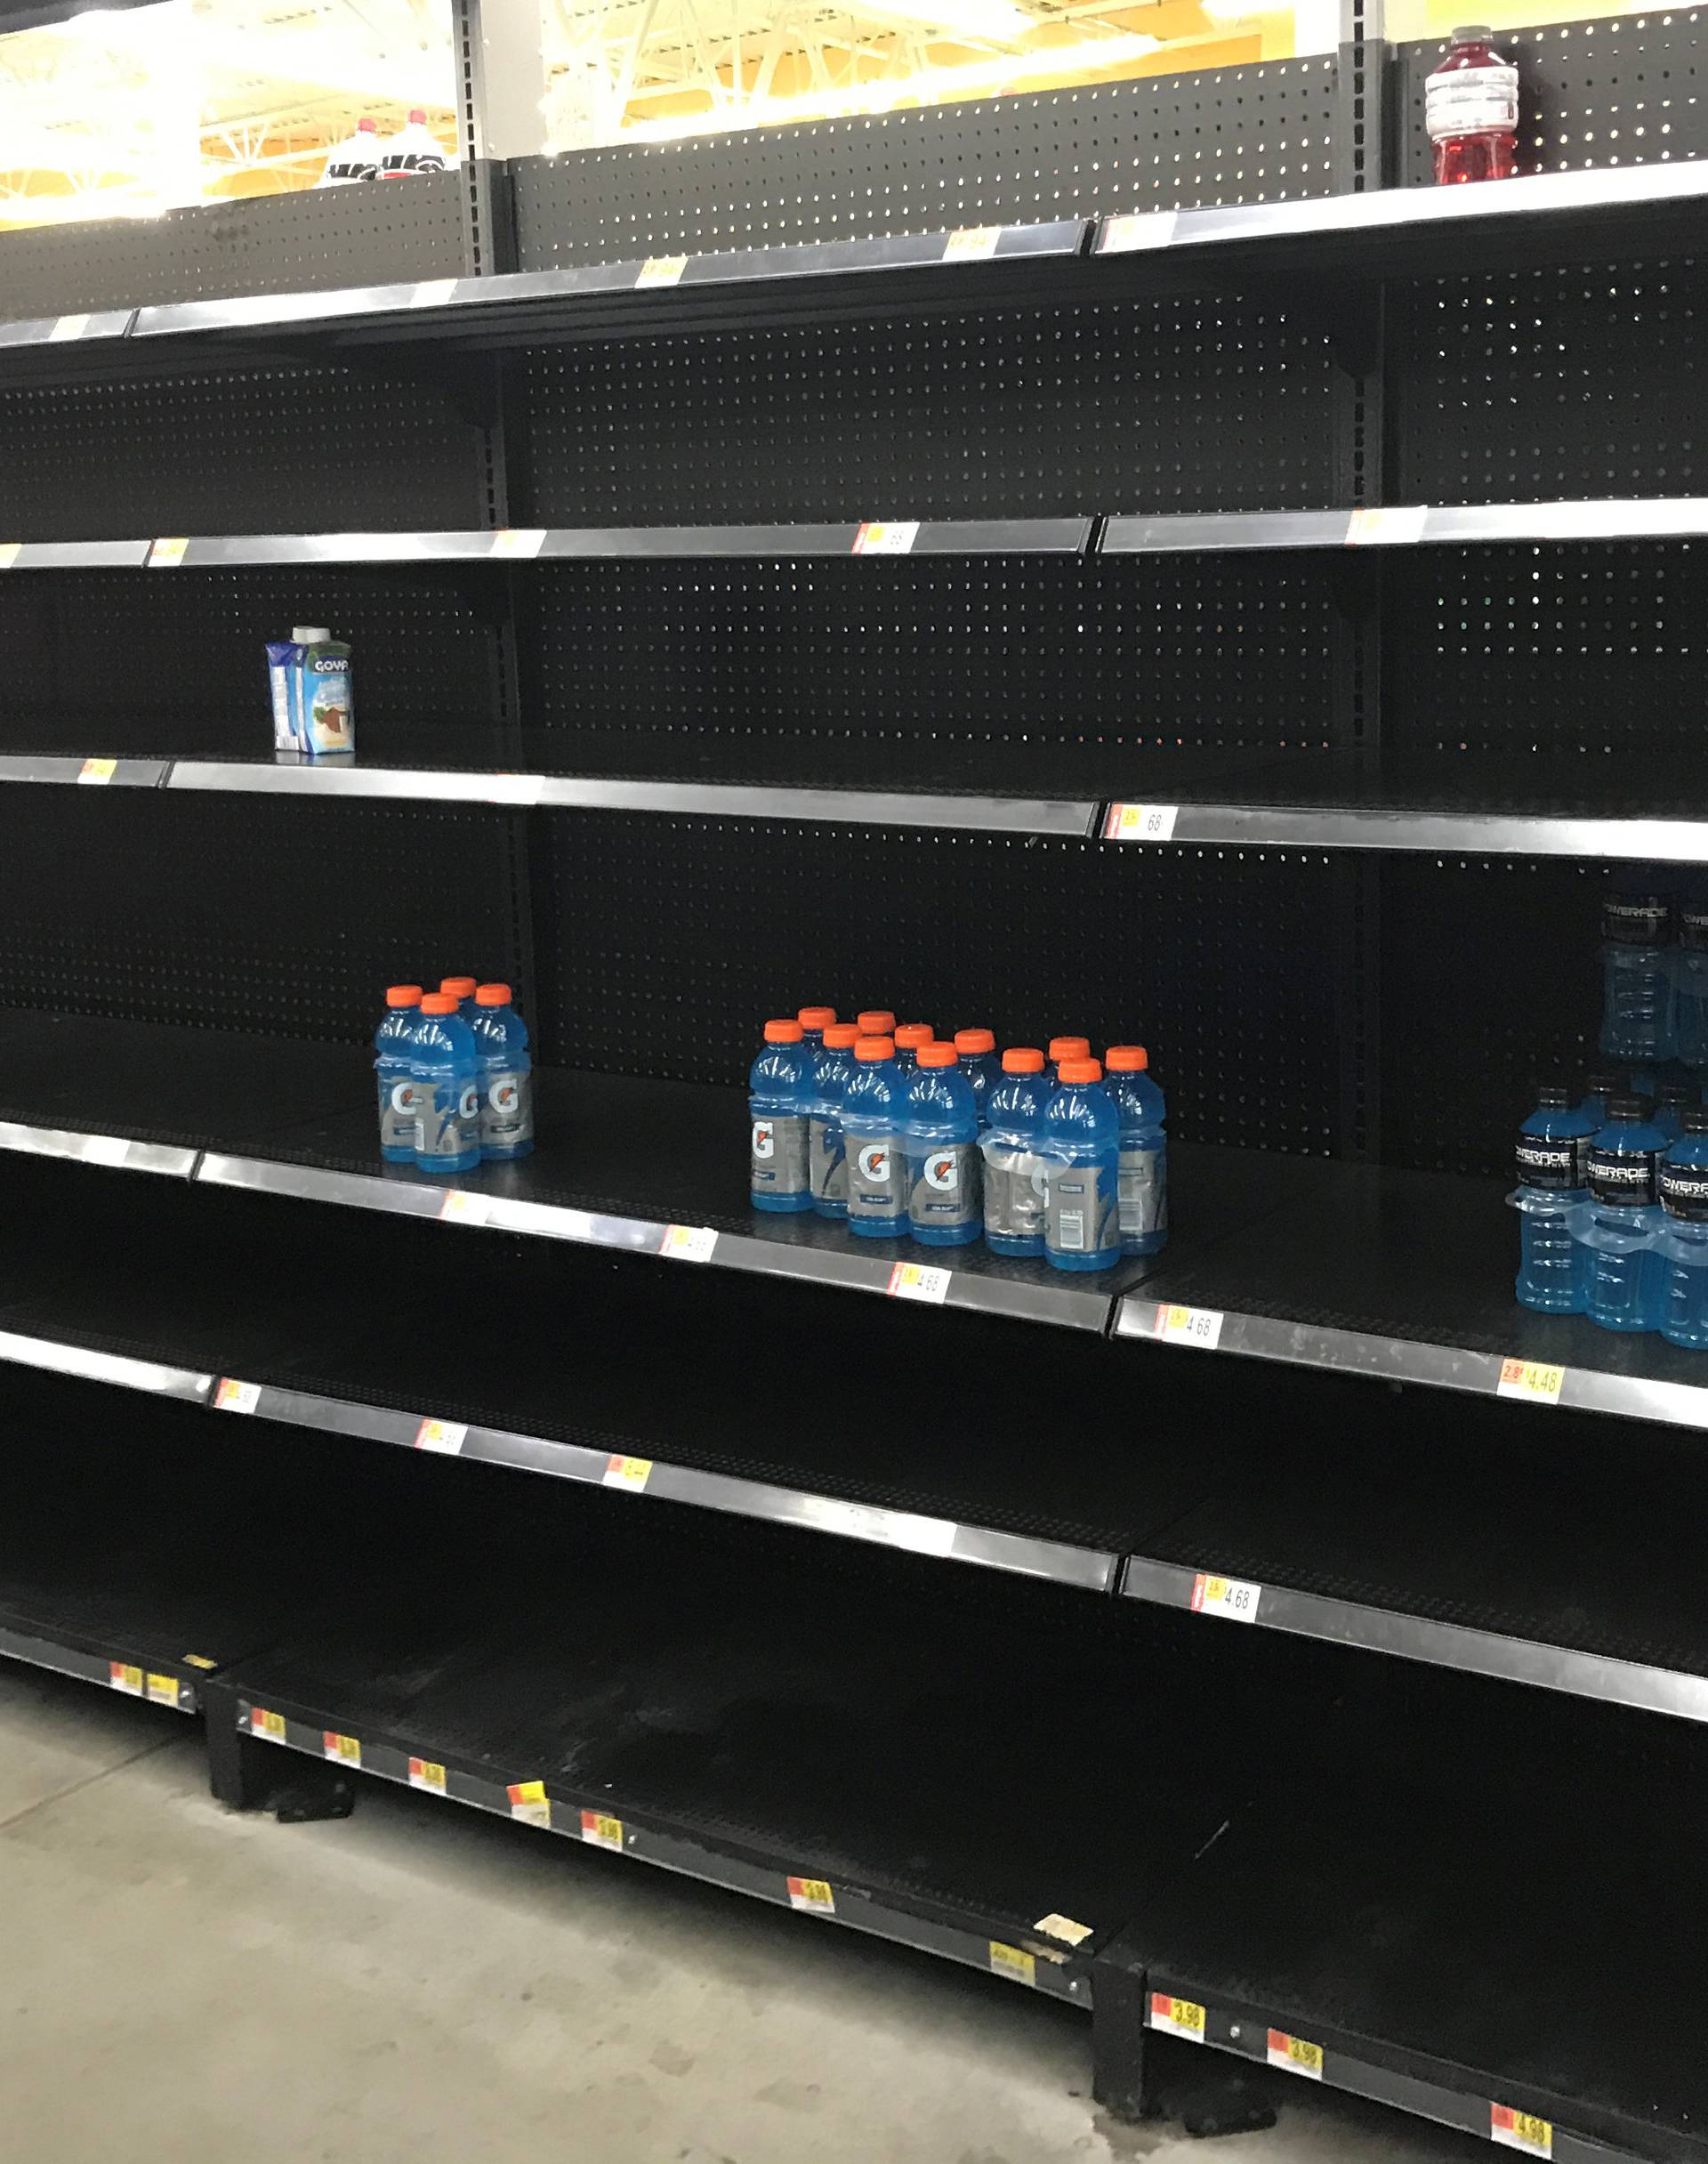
[322,1731,361,1765]
[943,225,1002,262]
[602,1453,653,1493]
[408,1757,447,1794]
[149,537,189,568]
[183,1653,218,1670]
[508,1780,552,1828]
[146,1673,181,1706]
[109,1662,144,1696]
[1149,1991,1206,2040]
[250,1707,286,1740]
[77,757,117,785]
[1491,2105,1552,2156]
[852,521,920,555]
[787,1876,836,1913]
[660,1223,718,1261]
[580,1809,624,1850]
[1497,1358,1565,1406]
[636,254,689,288]
[1267,2029,1324,2078]
[988,1941,1036,1985]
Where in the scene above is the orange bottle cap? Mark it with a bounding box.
[894,1022,934,1049]
[1003,1046,1045,1074]
[476,982,512,1006]
[1105,1045,1149,1072]
[854,1036,896,1062]
[857,1010,897,1036]
[797,1005,838,1030]
[439,976,478,998]
[764,1018,804,1044]
[954,1028,995,1054]
[386,984,423,1007]
[1048,1036,1091,1062]
[823,1023,860,1049]
[917,1043,958,1069]
[420,993,458,1014]
[1058,1057,1103,1085]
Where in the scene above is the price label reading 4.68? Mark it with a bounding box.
[1491,2106,1553,2157]
[1103,802,1180,844]
[852,521,920,556]
[1266,2029,1324,2079]
[1154,1303,1225,1351]
[1191,1571,1262,1623]
[1148,1992,1206,2041]
[887,1261,952,1304]
[1496,1358,1566,1407]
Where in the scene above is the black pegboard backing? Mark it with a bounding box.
[0,568,497,761]
[1381,857,1604,1177]
[512,59,1343,268]
[0,364,482,540]
[1387,257,1708,505]
[1382,540,1708,760]
[0,172,471,319]
[520,554,1337,767]
[534,815,1347,1159]
[1397,13,1708,185]
[507,295,1340,524]
[0,792,528,1045]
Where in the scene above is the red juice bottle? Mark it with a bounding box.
[1426,26,1519,185]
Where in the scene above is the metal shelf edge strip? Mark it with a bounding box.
[0,1119,196,1177]
[0,1620,196,1710]
[1116,803,1708,861]
[0,1327,212,1400]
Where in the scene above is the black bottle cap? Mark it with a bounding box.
[1683,1105,1708,1136]
[1583,1070,1622,1094]
[1607,1093,1652,1119]
[1534,1083,1572,1109]
[1659,1079,1696,1107]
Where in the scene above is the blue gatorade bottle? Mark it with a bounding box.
[1047,1035,1090,1083]
[1656,1078,1696,1143]
[1104,1045,1168,1257]
[411,994,481,1174]
[892,1022,933,1075]
[982,1047,1048,1258]
[1578,1094,1666,1332]
[1658,1105,1708,1348]
[748,1018,813,1214]
[1578,1070,1622,1129]
[1599,892,1675,1064]
[375,984,423,1165]
[797,1005,837,1057]
[1511,1081,1593,1313]
[1674,904,1708,1070]
[1041,1057,1121,1272]
[903,1044,982,1248]
[808,1022,859,1221]
[440,977,480,1024]
[842,1036,910,1238]
[952,1030,999,1126]
[471,983,535,1161]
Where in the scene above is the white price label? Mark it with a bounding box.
[414,1418,466,1455]
[509,1781,552,1829]
[77,757,117,785]
[1100,211,1179,255]
[410,278,458,307]
[1148,1991,1206,2041]
[1191,1571,1262,1622]
[1346,505,1428,547]
[943,225,1002,262]
[1496,1358,1565,1406]
[1491,2107,1553,2157]
[581,1808,624,1850]
[787,1876,836,1914]
[489,528,546,560]
[1034,1912,1093,1947]
[660,1223,718,1262]
[636,254,689,288]
[1104,802,1179,843]
[852,521,919,555]
[83,1134,131,1166]
[1154,1302,1224,1350]
[49,312,92,343]
[602,1453,653,1493]
[214,1377,262,1415]
[439,1190,491,1226]
[149,537,189,568]
[887,1261,951,1304]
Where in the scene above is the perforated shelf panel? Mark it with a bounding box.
[508,295,1341,524]
[512,58,1344,270]
[0,173,472,320]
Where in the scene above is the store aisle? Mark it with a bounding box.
[0,1665,1473,2164]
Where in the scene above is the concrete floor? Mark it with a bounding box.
[0,1661,1483,2164]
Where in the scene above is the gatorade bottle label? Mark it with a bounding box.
[846,1129,905,1220]
[1117,1144,1168,1235]
[482,1069,535,1151]
[1661,1162,1708,1223]
[1588,1144,1658,1207]
[1046,1165,1119,1256]
[908,1141,980,1229]
[752,1114,809,1196]
[809,1117,847,1208]
[420,1079,479,1163]
[379,1072,418,1154]
[1515,1136,1581,1193]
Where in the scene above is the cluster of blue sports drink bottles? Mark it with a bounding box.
[373,977,535,1174]
[749,1006,1167,1272]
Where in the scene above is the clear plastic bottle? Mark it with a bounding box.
[1105,1045,1168,1257]
[1599,891,1676,1065]
[377,109,454,179]
[1658,1107,1708,1350]
[1577,1094,1667,1334]
[1041,1057,1122,1273]
[748,1019,813,1215]
[982,1047,1049,1259]
[1511,1081,1592,1314]
[1578,1069,1623,1130]
[842,1036,910,1238]
[471,983,534,1162]
[1656,1078,1696,1144]
[317,116,381,188]
[375,984,423,1165]
[807,1022,859,1222]
[1425,26,1519,186]
[411,994,481,1175]
[1674,903,1708,1070]
[952,1029,999,1126]
[902,1045,982,1248]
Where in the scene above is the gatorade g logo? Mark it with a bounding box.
[493,1080,519,1115]
[924,1152,958,1191]
[858,1143,890,1183]
[458,1084,479,1123]
[389,1080,416,1114]
[753,1119,775,1160]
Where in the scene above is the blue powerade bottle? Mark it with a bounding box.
[1674,904,1708,1070]
[1511,1082,1593,1313]
[982,1047,1049,1258]
[1656,1078,1696,1143]
[411,994,481,1174]
[1104,1044,1168,1257]
[1041,1057,1121,1272]
[1578,1070,1622,1130]
[842,1036,910,1238]
[903,1044,982,1248]
[471,983,535,1161]
[1599,892,1675,1064]
[375,984,423,1165]
[807,1023,858,1221]
[1578,1094,1666,1332]
[952,1030,999,1126]
[748,1019,813,1214]
[1658,1105,1708,1348]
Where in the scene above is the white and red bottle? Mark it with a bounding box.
[1426,26,1519,185]
[317,116,380,188]
[378,109,454,180]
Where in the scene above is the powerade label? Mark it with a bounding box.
[419,1078,479,1164]
[1515,1135,1583,1192]
[1046,1164,1120,1256]
[845,1128,905,1220]
[907,1140,980,1230]
[751,1114,809,1196]
[1684,905,1708,952]
[481,1068,534,1151]
[1661,1160,1708,1223]
[1118,1144,1168,1236]
[1587,1143,1658,1207]
[1603,895,1670,946]
[809,1116,847,1209]
[1424,61,1519,141]
[379,1070,418,1153]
